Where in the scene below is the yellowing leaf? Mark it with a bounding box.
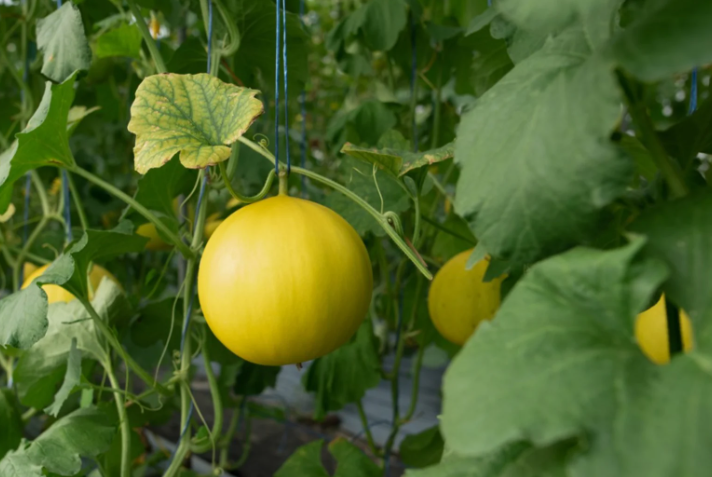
[128,73,264,174]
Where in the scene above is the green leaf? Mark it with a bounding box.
[454,26,630,263]
[0,74,77,211]
[14,281,119,409]
[302,321,381,420]
[325,157,410,237]
[399,143,455,176]
[125,155,198,221]
[0,285,48,350]
[399,426,444,468]
[406,441,573,477]
[0,389,23,459]
[233,360,281,396]
[32,222,146,301]
[44,338,82,417]
[232,0,309,93]
[94,23,142,59]
[466,8,498,35]
[629,190,712,337]
[615,353,712,477]
[430,214,477,263]
[0,450,43,477]
[274,440,329,477]
[25,407,114,475]
[613,0,712,81]
[358,0,408,52]
[658,96,712,168]
[327,101,397,150]
[329,438,381,477]
[36,2,91,82]
[340,143,403,176]
[127,73,263,174]
[441,240,666,456]
[166,37,207,74]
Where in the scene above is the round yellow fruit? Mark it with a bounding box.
[136,223,171,251]
[197,195,373,366]
[635,295,693,365]
[22,263,120,303]
[427,250,504,346]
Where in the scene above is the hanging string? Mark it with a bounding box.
[299,0,307,196]
[274,0,281,175]
[281,0,291,174]
[54,0,73,243]
[689,68,698,115]
[410,13,418,152]
[488,0,492,7]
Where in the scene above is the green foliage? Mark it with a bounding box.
[0,407,114,477]
[0,74,77,211]
[95,24,143,59]
[127,73,264,173]
[0,389,22,460]
[399,426,444,468]
[341,140,454,177]
[36,2,92,82]
[303,320,382,420]
[275,438,380,477]
[44,337,81,417]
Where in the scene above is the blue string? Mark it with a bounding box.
[299,0,307,195]
[488,0,492,7]
[274,0,281,175]
[689,68,698,115]
[281,0,291,174]
[206,0,213,74]
[56,0,61,7]
[410,13,418,153]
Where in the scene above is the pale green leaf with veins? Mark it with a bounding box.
[128,73,264,174]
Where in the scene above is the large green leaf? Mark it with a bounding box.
[0,389,22,460]
[613,0,712,81]
[327,101,397,150]
[231,0,309,93]
[232,360,281,396]
[0,285,48,350]
[302,321,381,420]
[274,440,329,477]
[14,281,121,409]
[26,407,114,475]
[615,352,712,477]
[94,23,142,59]
[441,240,666,456]
[399,426,444,469]
[340,143,403,177]
[330,438,381,477]
[406,441,572,477]
[454,24,630,263]
[658,96,712,168]
[629,190,712,339]
[0,74,77,211]
[36,2,91,82]
[356,0,408,52]
[127,73,263,173]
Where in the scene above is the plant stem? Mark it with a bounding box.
[237,136,433,280]
[12,217,47,290]
[78,296,169,395]
[617,71,689,198]
[219,161,275,203]
[419,215,476,245]
[356,399,381,457]
[191,346,223,454]
[412,192,422,248]
[70,165,195,259]
[401,342,425,423]
[219,407,241,468]
[106,358,132,477]
[66,171,88,230]
[127,0,167,73]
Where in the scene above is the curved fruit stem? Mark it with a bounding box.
[237,136,433,280]
[190,345,223,454]
[218,161,275,203]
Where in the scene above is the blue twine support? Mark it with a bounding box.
[206,0,213,74]
[56,0,61,7]
[299,0,307,196]
[689,68,698,115]
[274,0,281,176]
[281,0,291,174]
[488,0,492,7]
[410,13,418,153]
